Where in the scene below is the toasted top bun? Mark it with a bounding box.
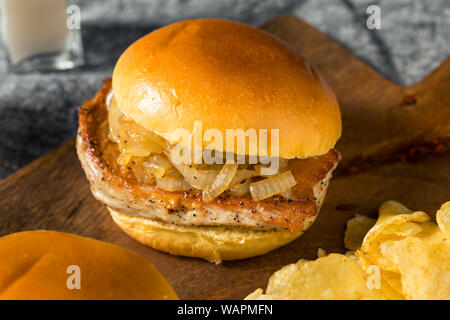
[112,19,341,159]
[0,231,178,300]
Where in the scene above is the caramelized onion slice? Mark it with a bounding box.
[227,181,250,197]
[171,162,218,190]
[166,149,220,189]
[202,164,238,202]
[108,94,166,164]
[142,154,173,178]
[107,95,122,142]
[156,176,192,192]
[249,170,297,201]
[229,169,258,187]
[120,121,166,154]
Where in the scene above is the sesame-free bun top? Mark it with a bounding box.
[112,19,341,159]
[0,231,178,300]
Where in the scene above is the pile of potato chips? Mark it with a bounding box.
[246,201,450,300]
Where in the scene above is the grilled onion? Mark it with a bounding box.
[171,162,219,190]
[229,169,258,186]
[227,181,250,197]
[107,97,298,200]
[142,154,173,178]
[249,170,297,201]
[108,94,165,164]
[202,164,238,202]
[156,176,192,192]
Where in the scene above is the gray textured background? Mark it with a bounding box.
[0,0,449,179]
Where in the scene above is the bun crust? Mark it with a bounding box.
[109,208,303,264]
[0,231,178,300]
[112,19,341,159]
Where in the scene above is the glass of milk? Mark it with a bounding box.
[0,0,84,72]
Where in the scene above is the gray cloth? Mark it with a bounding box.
[0,0,449,179]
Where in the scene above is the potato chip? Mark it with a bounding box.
[366,265,381,290]
[246,254,389,300]
[246,200,450,300]
[390,237,450,299]
[436,201,450,235]
[362,200,450,299]
[361,201,430,271]
[380,270,403,297]
[344,215,376,250]
[355,250,404,299]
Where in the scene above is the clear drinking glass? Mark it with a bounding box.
[0,0,84,73]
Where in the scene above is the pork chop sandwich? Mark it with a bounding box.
[77,19,341,264]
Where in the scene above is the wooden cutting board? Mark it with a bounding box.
[1,15,449,300]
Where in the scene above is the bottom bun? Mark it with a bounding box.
[109,208,303,264]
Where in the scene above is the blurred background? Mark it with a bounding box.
[0,0,449,179]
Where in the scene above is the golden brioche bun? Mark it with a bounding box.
[109,208,304,264]
[0,230,178,300]
[112,18,341,159]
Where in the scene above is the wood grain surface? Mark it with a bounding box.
[0,15,449,299]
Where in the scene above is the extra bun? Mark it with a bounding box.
[0,231,178,300]
[109,208,303,264]
[112,19,341,159]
